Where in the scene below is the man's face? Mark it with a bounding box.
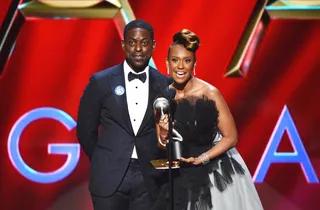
[122,28,155,73]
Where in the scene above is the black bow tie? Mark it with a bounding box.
[128,72,147,83]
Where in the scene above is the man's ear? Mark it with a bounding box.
[152,40,156,51]
[121,40,125,51]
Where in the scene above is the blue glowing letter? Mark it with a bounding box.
[8,107,80,183]
[253,105,318,183]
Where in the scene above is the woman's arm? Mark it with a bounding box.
[205,86,238,158]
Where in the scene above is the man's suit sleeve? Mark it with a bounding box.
[76,75,102,160]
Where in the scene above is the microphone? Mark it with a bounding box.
[153,88,176,116]
[167,88,176,101]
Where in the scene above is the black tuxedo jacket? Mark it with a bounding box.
[76,63,170,199]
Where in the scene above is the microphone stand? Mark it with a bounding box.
[153,91,176,210]
[167,105,174,210]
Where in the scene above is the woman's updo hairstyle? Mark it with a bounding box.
[172,29,200,53]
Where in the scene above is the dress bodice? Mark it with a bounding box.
[172,95,219,157]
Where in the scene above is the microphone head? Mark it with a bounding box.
[168,88,176,100]
[153,97,169,114]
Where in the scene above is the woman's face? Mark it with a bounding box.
[167,44,196,85]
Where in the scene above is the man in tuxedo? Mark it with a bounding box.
[76,20,170,210]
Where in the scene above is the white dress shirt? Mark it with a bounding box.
[124,60,149,159]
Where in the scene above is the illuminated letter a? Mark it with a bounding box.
[253,105,318,183]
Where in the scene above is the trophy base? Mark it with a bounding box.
[150,159,180,169]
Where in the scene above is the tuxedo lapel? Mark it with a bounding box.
[109,64,134,135]
[136,68,163,136]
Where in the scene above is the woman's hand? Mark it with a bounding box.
[158,114,169,141]
[179,157,202,165]
[156,114,169,147]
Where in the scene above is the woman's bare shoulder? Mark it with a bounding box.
[193,78,221,99]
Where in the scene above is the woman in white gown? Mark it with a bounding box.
[155,29,264,210]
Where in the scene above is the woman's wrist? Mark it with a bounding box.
[198,152,210,165]
[158,136,167,147]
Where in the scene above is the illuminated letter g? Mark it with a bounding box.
[8,107,80,184]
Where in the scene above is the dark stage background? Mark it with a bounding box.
[0,0,319,209]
